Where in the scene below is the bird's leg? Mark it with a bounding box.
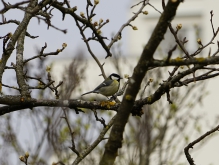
[109,95,117,101]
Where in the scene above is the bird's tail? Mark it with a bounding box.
[81,91,93,96]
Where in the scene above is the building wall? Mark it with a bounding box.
[127,1,219,164]
[128,0,219,56]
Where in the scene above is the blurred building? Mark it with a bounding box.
[126,1,219,165]
[50,1,219,164]
[128,0,219,56]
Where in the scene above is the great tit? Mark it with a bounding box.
[81,73,122,97]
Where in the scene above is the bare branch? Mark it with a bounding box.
[0,0,30,14]
[52,2,112,58]
[72,115,116,165]
[100,1,182,164]
[150,55,219,67]
[184,124,219,165]
[210,10,215,35]
[140,78,153,99]
[91,109,106,127]
[107,0,149,51]
[0,97,119,116]
[61,108,80,157]
[0,0,52,85]
[24,43,67,63]
[15,25,30,97]
[74,18,107,78]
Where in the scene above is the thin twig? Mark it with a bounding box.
[61,108,80,157]
[24,43,66,64]
[74,18,107,78]
[107,0,149,51]
[140,78,153,99]
[166,44,177,63]
[210,10,215,35]
[0,0,30,14]
[91,109,106,127]
[72,115,117,165]
[184,124,219,165]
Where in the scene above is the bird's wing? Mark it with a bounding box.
[93,80,112,92]
[82,78,112,96]
[81,91,94,96]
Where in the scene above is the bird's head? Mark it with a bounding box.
[109,73,122,82]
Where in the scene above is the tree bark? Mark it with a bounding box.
[99,1,182,164]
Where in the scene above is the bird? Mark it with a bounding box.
[81,73,122,97]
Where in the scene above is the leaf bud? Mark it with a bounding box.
[143,11,148,15]
[124,74,129,79]
[197,38,202,45]
[94,0,99,5]
[99,18,103,24]
[93,21,98,26]
[25,152,29,159]
[80,12,85,18]
[62,43,67,48]
[176,24,182,30]
[97,29,101,34]
[132,26,138,30]
[19,156,25,162]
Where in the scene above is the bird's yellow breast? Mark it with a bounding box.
[99,80,119,96]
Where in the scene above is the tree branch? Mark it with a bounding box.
[184,124,219,165]
[0,0,51,85]
[100,1,182,164]
[15,27,30,97]
[72,115,116,165]
[151,55,219,67]
[0,96,119,116]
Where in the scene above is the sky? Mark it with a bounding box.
[0,0,132,62]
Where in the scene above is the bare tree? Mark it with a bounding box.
[1,0,219,165]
